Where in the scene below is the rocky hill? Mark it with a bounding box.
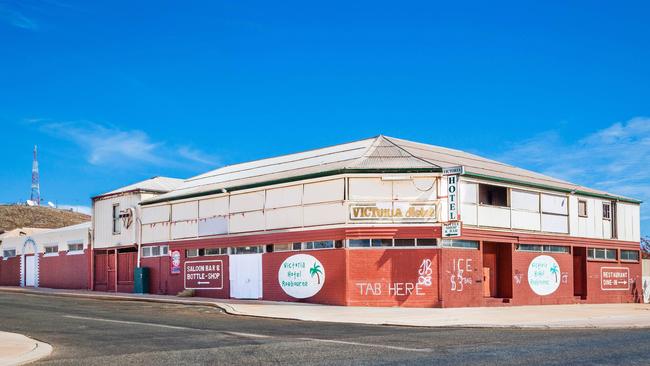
[0,205,91,233]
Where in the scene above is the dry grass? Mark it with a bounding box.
[0,205,90,232]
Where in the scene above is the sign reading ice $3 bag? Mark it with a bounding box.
[278,254,325,299]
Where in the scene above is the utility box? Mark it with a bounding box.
[133,267,150,294]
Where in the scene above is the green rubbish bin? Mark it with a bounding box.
[133,267,150,294]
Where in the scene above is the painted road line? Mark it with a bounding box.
[299,337,431,352]
[63,315,270,339]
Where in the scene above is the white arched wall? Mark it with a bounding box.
[20,238,39,288]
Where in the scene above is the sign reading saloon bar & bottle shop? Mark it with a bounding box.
[349,202,439,222]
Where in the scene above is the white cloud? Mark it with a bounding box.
[0,3,38,30]
[37,120,218,171]
[494,117,650,237]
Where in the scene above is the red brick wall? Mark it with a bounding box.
[511,251,574,305]
[263,249,347,305]
[585,260,643,304]
[142,251,230,299]
[439,248,484,307]
[0,257,20,286]
[346,249,439,307]
[39,251,90,289]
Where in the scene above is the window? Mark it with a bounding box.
[370,239,393,247]
[185,248,199,258]
[478,184,509,207]
[602,202,611,220]
[348,239,371,248]
[578,200,588,217]
[68,242,84,252]
[394,239,416,247]
[587,248,617,260]
[232,246,263,254]
[205,247,228,256]
[304,240,336,250]
[142,245,169,258]
[273,244,294,252]
[44,245,59,255]
[112,204,121,234]
[517,244,569,253]
[416,238,438,247]
[3,249,16,259]
[620,250,639,262]
[441,240,479,249]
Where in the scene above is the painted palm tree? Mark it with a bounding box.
[309,263,323,284]
[550,264,559,283]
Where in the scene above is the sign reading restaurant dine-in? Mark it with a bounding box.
[184,260,223,290]
[601,267,630,291]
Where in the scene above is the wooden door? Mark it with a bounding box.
[573,248,586,297]
[483,267,491,297]
[107,252,116,292]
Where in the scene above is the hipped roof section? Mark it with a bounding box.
[141,136,641,205]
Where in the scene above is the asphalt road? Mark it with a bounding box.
[0,292,648,366]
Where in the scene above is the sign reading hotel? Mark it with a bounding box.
[278,254,325,299]
[443,166,463,222]
[528,255,561,296]
[184,260,223,290]
[349,202,438,222]
[601,267,630,291]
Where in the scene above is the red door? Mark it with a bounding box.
[107,252,116,292]
[573,247,587,298]
[483,252,497,297]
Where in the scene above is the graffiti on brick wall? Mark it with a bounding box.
[513,270,523,285]
[355,259,433,297]
[449,258,473,292]
[561,272,569,284]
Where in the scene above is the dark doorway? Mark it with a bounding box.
[573,247,587,299]
[482,243,513,298]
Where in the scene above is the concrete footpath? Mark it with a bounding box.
[0,331,52,366]
[1,286,649,329]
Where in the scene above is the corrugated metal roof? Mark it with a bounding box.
[141,135,640,204]
[98,176,184,197]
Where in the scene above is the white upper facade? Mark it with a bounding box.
[1,222,91,256]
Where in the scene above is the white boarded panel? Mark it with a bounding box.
[461,203,477,225]
[198,216,228,236]
[304,202,346,226]
[265,185,303,209]
[631,204,641,241]
[541,194,568,215]
[569,196,579,236]
[478,206,510,228]
[602,221,612,239]
[461,182,477,204]
[229,211,265,233]
[511,190,539,212]
[541,214,569,233]
[171,221,198,239]
[592,200,603,238]
[199,197,229,217]
[141,205,170,224]
[394,178,436,201]
[172,201,198,221]
[303,179,344,204]
[230,191,265,213]
[266,206,303,230]
[512,211,541,231]
[348,178,392,200]
[142,223,170,243]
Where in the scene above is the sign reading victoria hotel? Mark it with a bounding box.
[349,202,439,222]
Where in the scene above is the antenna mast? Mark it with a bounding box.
[31,145,40,205]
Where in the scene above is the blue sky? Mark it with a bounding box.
[0,1,648,237]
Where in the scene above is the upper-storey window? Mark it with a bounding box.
[112,204,121,235]
[602,202,611,220]
[478,184,509,207]
[578,200,588,217]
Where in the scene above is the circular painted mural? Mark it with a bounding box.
[527,255,561,296]
[278,254,325,299]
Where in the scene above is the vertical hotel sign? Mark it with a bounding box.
[443,166,464,222]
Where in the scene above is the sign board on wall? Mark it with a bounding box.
[442,222,461,237]
[442,166,465,176]
[528,255,561,296]
[349,202,438,222]
[446,175,459,221]
[184,260,223,290]
[601,267,630,291]
[278,254,325,299]
[170,250,181,274]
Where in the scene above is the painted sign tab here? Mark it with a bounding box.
[184,260,223,290]
[601,267,630,291]
[528,255,561,296]
[442,221,461,237]
[442,166,465,176]
[278,254,325,299]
